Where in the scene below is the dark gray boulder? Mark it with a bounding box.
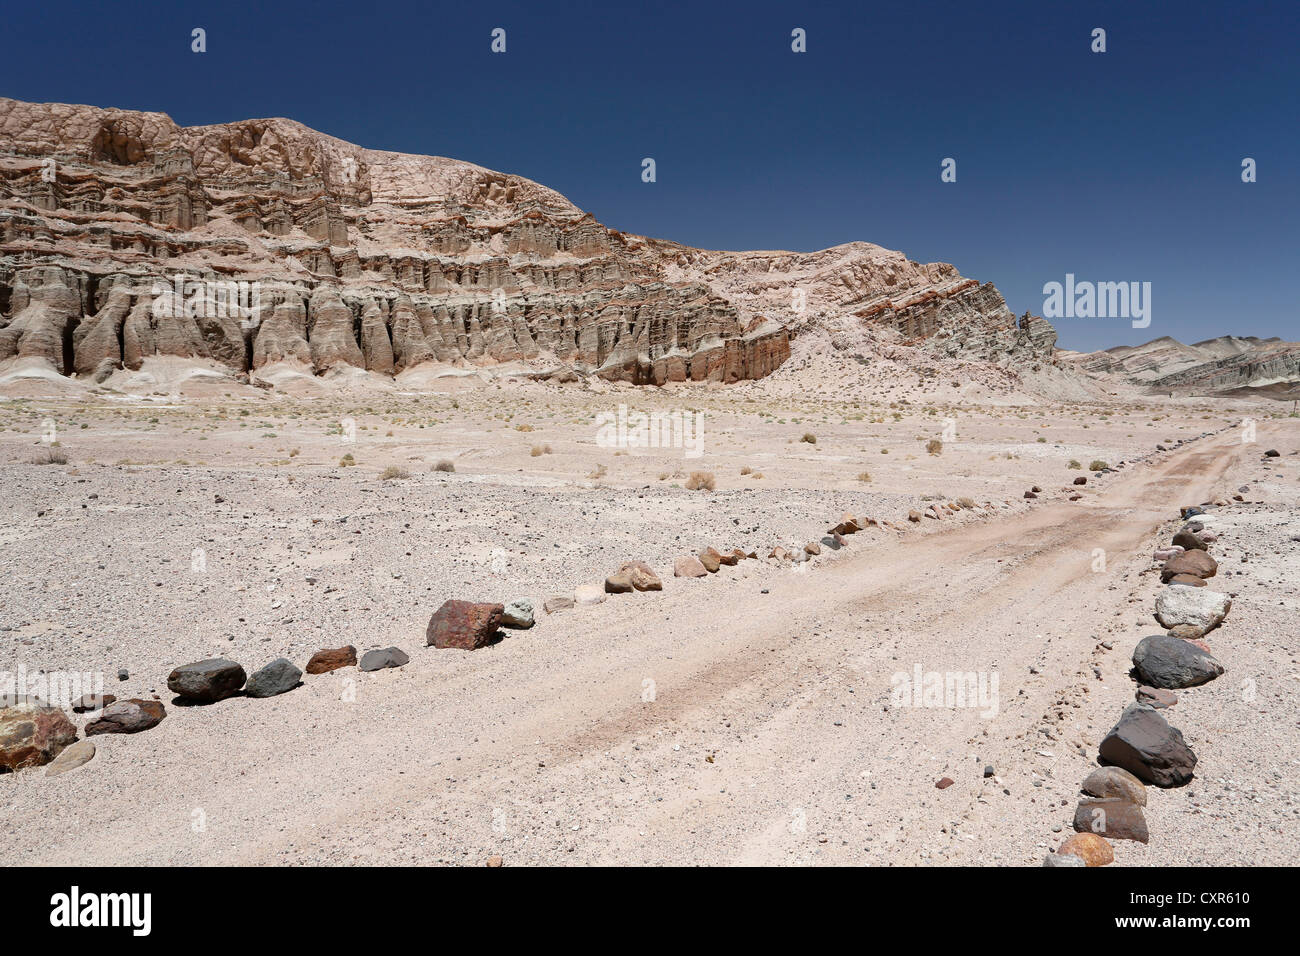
[245,658,303,698]
[1099,705,1197,787]
[167,658,246,703]
[1133,634,1223,689]
[359,647,410,672]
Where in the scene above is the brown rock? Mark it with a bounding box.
[1172,529,1206,551]
[803,541,821,555]
[45,739,95,777]
[935,777,955,789]
[1160,550,1217,582]
[768,546,792,561]
[486,855,503,867]
[619,561,662,591]
[305,645,357,674]
[1073,797,1149,843]
[674,556,708,577]
[698,549,721,573]
[85,699,166,736]
[0,700,78,771]
[604,571,634,594]
[908,510,923,522]
[1057,832,1113,866]
[543,596,575,613]
[1135,686,1177,710]
[426,600,504,649]
[1073,476,1087,485]
[1081,766,1148,806]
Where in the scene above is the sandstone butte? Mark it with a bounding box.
[0,96,1057,387]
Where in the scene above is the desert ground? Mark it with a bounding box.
[1,374,1296,865]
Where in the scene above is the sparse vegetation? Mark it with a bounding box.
[34,446,68,465]
[926,439,943,455]
[685,471,716,491]
[339,453,356,467]
[800,433,816,444]
[1089,459,1108,471]
[380,466,409,481]
[433,459,455,472]
[740,465,753,475]
[857,471,872,482]
[588,463,608,479]
[1068,459,1081,469]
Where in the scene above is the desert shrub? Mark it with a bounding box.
[740,465,753,475]
[380,466,409,481]
[801,433,816,444]
[530,445,544,457]
[339,453,356,467]
[857,471,872,482]
[1089,459,1108,471]
[433,459,455,472]
[1067,459,1081,469]
[685,471,716,491]
[34,447,68,465]
[957,496,976,509]
[926,439,943,455]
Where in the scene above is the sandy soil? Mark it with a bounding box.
[1,376,1296,865]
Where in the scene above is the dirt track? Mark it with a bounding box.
[4,423,1291,866]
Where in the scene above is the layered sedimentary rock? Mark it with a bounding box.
[1075,335,1300,395]
[0,97,1051,386]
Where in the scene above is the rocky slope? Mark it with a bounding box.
[1073,335,1300,396]
[0,97,1054,389]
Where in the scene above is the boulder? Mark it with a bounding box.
[245,659,303,698]
[1073,476,1087,486]
[305,645,357,674]
[1073,797,1149,843]
[908,510,922,522]
[697,549,721,573]
[1161,550,1217,582]
[574,584,606,606]
[501,599,535,628]
[1154,586,1230,637]
[85,699,166,736]
[426,600,504,649]
[543,596,574,614]
[167,659,246,703]
[0,700,78,771]
[1081,766,1148,806]
[1171,529,1206,551]
[1098,706,1197,787]
[604,571,634,594]
[803,541,821,556]
[674,556,709,577]
[619,561,663,591]
[45,739,95,777]
[1133,633,1223,688]
[1042,852,1086,867]
[1057,832,1113,866]
[359,647,409,671]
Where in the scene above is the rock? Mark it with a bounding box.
[1135,685,1177,710]
[426,600,504,649]
[803,541,821,556]
[45,739,96,777]
[1133,633,1224,688]
[117,668,129,682]
[543,596,574,614]
[604,571,634,593]
[1057,832,1113,866]
[1168,573,1206,587]
[1171,529,1206,551]
[831,513,861,534]
[935,777,954,789]
[359,647,409,671]
[85,699,166,736]
[306,645,357,674]
[1160,549,1217,582]
[245,659,303,698]
[0,700,78,771]
[71,693,115,713]
[574,584,607,606]
[1098,706,1197,787]
[1081,766,1148,806]
[767,547,792,561]
[983,765,995,777]
[501,599,535,629]
[619,561,662,591]
[486,855,503,867]
[1154,586,1230,637]
[1153,547,1183,561]
[1264,449,1279,457]
[697,549,721,573]
[167,658,246,703]
[1073,476,1087,485]
[908,510,922,522]
[1042,852,1087,867]
[1073,797,1149,843]
[1182,506,1205,518]
[1023,491,1037,499]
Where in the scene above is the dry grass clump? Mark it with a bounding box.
[1068,459,1082,469]
[380,466,409,481]
[339,453,356,467]
[926,439,943,455]
[857,471,872,482]
[433,459,455,472]
[957,496,976,509]
[685,471,716,491]
[34,446,68,465]
[740,465,753,475]
[800,433,817,444]
[588,463,608,479]
[1088,459,1108,471]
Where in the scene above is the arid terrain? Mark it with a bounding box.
[1,380,1296,865]
[2,97,1297,867]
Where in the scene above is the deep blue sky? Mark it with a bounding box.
[3,0,1295,351]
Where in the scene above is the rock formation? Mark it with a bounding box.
[0,96,1055,387]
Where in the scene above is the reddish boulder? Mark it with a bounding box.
[306,645,357,674]
[0,700,78,771]
[85,699,166,736]
[1160,550,1217,582]
[426,600,504,650]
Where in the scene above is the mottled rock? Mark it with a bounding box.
[697,549,721,573]
[85,699,166,736]
[1135,685,1177,710]
[1154,586,1230,637]
[1161,550,1217,582]
[0,700,78,771]
[501,599,535,628]
[426,600,504,650]
[1057,832,1113,866]
[305,645,357,674]
[619,561,663,591]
